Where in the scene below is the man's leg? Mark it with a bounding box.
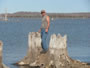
[41,29,48,52]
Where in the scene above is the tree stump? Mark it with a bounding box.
[15,32,90,68]
[0,41,9,68]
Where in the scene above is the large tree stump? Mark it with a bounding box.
[0,41,9,68]
[16,32,90,68]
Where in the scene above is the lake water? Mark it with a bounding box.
[0,18,90,68]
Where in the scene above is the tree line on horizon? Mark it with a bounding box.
[0,11,90,18]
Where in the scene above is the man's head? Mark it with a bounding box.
[41,10,46,16]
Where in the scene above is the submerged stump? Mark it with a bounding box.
[16,32,90,68]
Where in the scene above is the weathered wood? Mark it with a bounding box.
[0,41,3,68]
[15,32,90,68]
[0,41,9,68]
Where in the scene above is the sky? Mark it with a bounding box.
[0,0,90,13]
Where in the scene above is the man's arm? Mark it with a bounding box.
[46,16,50,32]
[38,28,41,33]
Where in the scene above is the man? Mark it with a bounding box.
[39,10,50,53]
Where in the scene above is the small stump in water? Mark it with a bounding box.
[0,41,9,68]
[15,32,90,68]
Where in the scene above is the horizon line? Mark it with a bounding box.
[0,11,90,14]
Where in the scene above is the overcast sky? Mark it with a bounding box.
[0,0,90,13]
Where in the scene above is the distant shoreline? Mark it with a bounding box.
[0,11,90,18]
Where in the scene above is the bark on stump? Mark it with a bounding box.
[16,32,90,68]
[0,41,9,68]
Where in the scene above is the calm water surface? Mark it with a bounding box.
[0,18,90,68]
